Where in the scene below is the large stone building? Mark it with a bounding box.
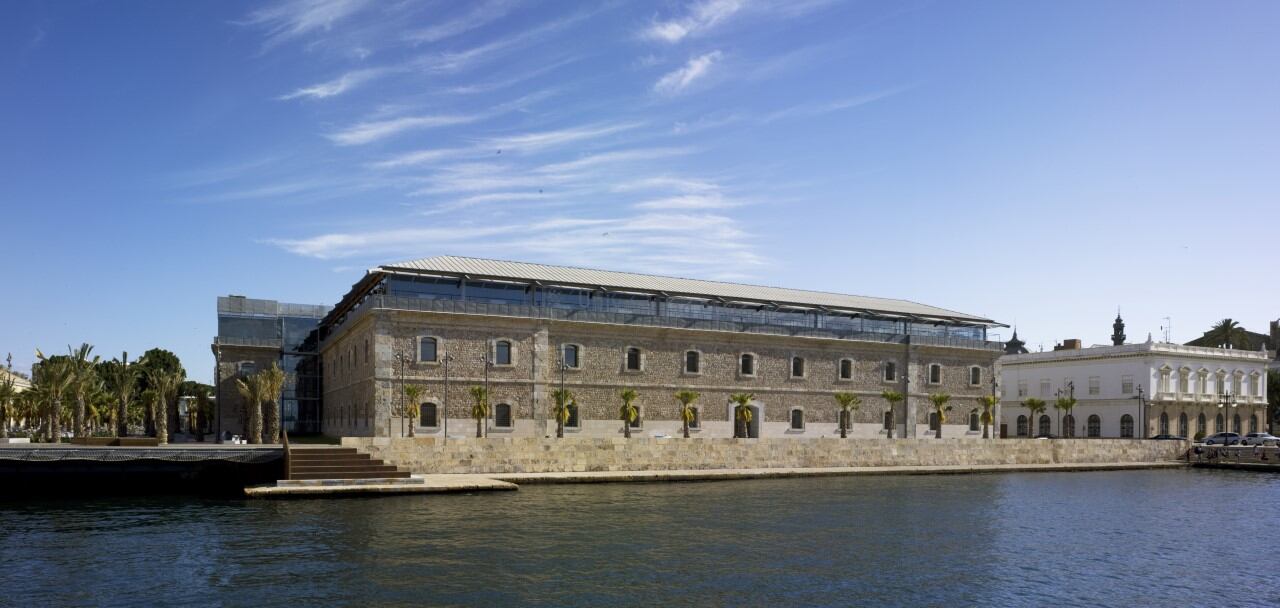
[999,316,1270,439]
[216,256,1006,440]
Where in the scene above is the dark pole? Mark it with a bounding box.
[443,353,451,444]
[482,353,490,438]
[989,374,998,440]
[1137,385,1145,439]
[559,346,566,437]
[215,344,222,444]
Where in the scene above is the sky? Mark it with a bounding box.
[2,0,1277,382]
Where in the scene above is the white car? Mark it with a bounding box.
[1240,433,1280,446]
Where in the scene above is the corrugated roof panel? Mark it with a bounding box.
[380,256,999,325]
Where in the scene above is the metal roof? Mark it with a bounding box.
[378,255,1001,326]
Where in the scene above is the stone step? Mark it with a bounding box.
[275,477,425,487]
[288,447,358,455]
[289,453,372,463]
[289,470,412,480]
[290,464,401,475]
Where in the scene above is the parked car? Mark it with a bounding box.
[1151,434,1187,441]
[1240,433,1280,446]
[1034,434,1058,439]
[1203,432,1241,446]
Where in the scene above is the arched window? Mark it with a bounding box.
[494,340,512,365]
[688,407,700,429]
[1250,415,1258,434]
[1063,414,1076,438]
[684,351,700,374]
[1233,414,1242,434]
[1120,414,1134,438]
[566,403,579,428]
[969,366,982,386]
[839,359,853,380]
[1017,415,1028,437]
[625,347,642,371]
[1087,415,1101,437]
[1197,413,1206,436]
[791,356,805,378]
[789,409,804,430]
[884,361,897,382]
[1216,413,1225,433]
[928,364,942,384]
[494,403,512,428]
[562,344,579,369]
[1159,413,1169,436]
[739,353,755,376]
[969,410,980,432]
[419,337,438,363]
[421,402,438,427]
[1178,413,1188,438]
[1038,415,1051,437]
[929,412,940,431]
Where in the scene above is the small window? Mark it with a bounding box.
[1017,415,1028,437]
[969,366,981,386]
[238,362,256,376]
[1233,414,1241,434]
[839,359,853,380]
[740,353,755,376]
[1159,413,1169,436]
[495,340,512,365]
[1120,414,1134,438]
[1250,415,1258,434]
[629,408,642,429]
[883,411,893,430]
[494,403,512,428]
[929,412,940,431]
[1216,413,1225,433]
[791,356,805,378]
[419,337,438,363]
[790,408,804,430]
[421,402,438,427]
[688,407,701,429]
[1017,382,1028,398]
[1121,375,1134,395]
[1088,376,1100,396]
[685,351,700,374]
[884,361,897,382]
[1088,415,1101,437]
[562,344,580,369]
[625,347,642,371]
[928,364,942,384]
[566,403,580,428]
[1197,413,1206,436]
[1178,413,1188,437]
[969,410,979,431]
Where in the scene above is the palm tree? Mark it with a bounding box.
[189,387,211,441]
[550,388,574,439]
[34,350,74,443]
[618,388,639,438]
[234,374,265,444]
[469,385,490,438]
[67,343,99,438]
[259,362,287,443]
[403,384,424,437]
[978,395,998,439]
[1205,318,1249,349]
[1055,396,1078,438]
[0,358,16,440]
[101,352,136,437]
[147,368,181,445]
[834,392,861,439]
[1023,398,1047,438]
[674,390,700,438]
[881,390,904,439]
[928,393,952,438]
[730,393,755,438]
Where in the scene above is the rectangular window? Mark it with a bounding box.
[884,362,897,382]
[1040,379,1050,397]
[840,359,853,380]
[419,338,437,363]
[1178,373,1189,393]
[1088,377,1100,396]
[969,367,981,386]
[626,348,642,371]
[929,364,941,384]
[495,341,512,365]
[1121,375,1134,395]
[685,351,700,374]
[562,344,579,369]
[791,357,805,378]
[1017,381,1028,398]
[740,354,755,376]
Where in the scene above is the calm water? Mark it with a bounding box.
[2,469,1277,607]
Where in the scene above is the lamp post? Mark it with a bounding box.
[1131,385,1146,439]
[989,375,999,440]
[480,352,490,438]
[558,345,568,437]
[395,352,407,437]
[1218,390,1238,441]
[214,344,223,444]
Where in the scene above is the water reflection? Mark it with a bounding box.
[2,469,1276,607]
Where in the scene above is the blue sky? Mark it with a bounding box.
[2,0,1277,382]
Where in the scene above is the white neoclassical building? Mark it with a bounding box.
[999,335,1269,440]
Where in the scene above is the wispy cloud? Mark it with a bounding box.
[279,67,389,100]
[654,51,722,95]
[534,147,692,173]
[612,176,721,193]
[482,122,643,153]
[369,147,475,169]
[404,0,515,44]
[241,0,373,49]
[633,193,738,210]
[644,0,742,43]
[327,114,482,146]
[758,86,912,123]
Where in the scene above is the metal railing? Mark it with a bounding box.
[333,294,1002,351]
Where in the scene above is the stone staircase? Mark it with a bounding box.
[286,446,412,481]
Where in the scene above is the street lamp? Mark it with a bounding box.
[395,352,407,437]
[480,352,490,438]
[558,345,568,437]
[214,344,223,444]
[1130,385,1147,439]
[1218,391,1238,454]
[442,352,452,444]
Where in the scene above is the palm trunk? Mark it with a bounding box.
[476,416,482,438]
[248,400,263,444]
[264,400,280,443]
[118,397,128,437]
[155,397,169,445]
[74,394,86,438]
[682,418,690,439]
[935,415,942,439]
[50,398,62,443]
[556,419,564,438]
[840,411,847,439]
[623,419,631,439]
[408,416,416,437]
[983,418,990,439]
[886,408,894,439]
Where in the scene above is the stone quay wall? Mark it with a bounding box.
[341,437,1188,475]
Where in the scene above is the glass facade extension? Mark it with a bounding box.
[217,296,329,434]
[364,275,987,341]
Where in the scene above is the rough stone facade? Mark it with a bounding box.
[322,307,1002,439]
[342,436,1187,475]
[213,344,280,439]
